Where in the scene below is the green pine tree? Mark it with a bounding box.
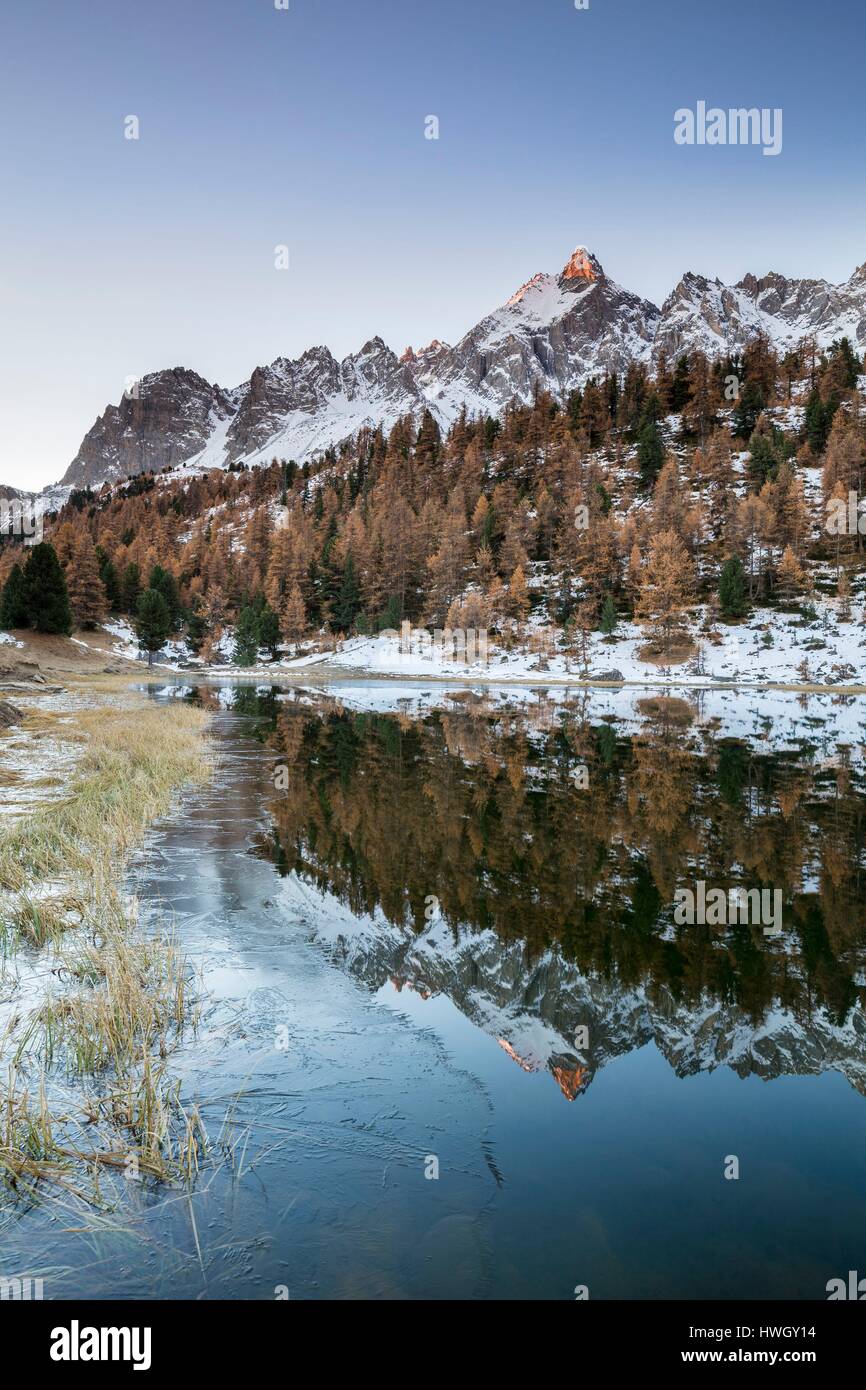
[332,554,361,632]
[747,425,791,486]
[377,594,401,632]
[257,604,281,660]
[233,605,260,666]
[121,562,142,615]
[829,336,860,391]
[719,555,748,620]
[804,387,832,454]
[599,593,618,636]
[733,381,764,440]
[96,549,121,610]
[148,565,181,629]
[135,589,171,666]
[185,597,208,654]
[22,543,73,635]
[0,563,29,629]
[637,420,665,486]
[670,355,692,412]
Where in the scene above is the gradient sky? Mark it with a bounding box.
[2,0,864,489]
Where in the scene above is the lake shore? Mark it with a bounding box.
[0,685,213,1204]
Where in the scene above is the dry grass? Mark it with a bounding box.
[0,703,211,901]
[0,696,213,1202]
[636,639,698,666]
[0,1066,67,1195]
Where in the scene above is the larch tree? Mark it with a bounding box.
[425,506,471,626]
[281,582,308,644]
[684,351,719,443]
[776,545,807,604]
[700,429,735,541]
[635,529,693,649]
[507,564,531,626]
[65,536,107,629]
[837,570,853,623]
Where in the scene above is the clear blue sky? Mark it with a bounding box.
[1,0,864,488]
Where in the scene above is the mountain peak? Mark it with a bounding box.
[55,245,866,494]
[560,246,603,284]
[505,271,551,307]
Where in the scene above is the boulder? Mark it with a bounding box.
[0,700,24,729]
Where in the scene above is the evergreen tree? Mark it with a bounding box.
[306,559,323,628]
[483,416,500,449]
[257,604,281,659]
[637,420,665,486]
[332,554,361,632]
[377,594,401,632]
[804,386,834,454]
[147,564,181,629]
[637,390,663,429]
[599,593,618,636]
[233,605,260,666]
[747,421,792,486]
[96,548,121,610]
[670,354,692,412]
[0,563,29,629]
[22,543,73,635]
[733,381,764,440]
[828,337,860,391]
[185,598,208,654]
[719,555,747,620]
[135,589,171,666]
[121,562,142,615]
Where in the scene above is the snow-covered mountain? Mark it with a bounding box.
[60,344,429,494]
[302,895,866,1102]
[49,246,866,497]
[62,367,239,490]
[655,261,866,360]
[220,339,426,469]
[405,247,660,421]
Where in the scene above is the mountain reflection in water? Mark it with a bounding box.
[225,686,866,1101]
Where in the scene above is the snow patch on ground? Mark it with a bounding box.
[192,604,865,689]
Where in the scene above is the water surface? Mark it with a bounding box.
[4,681,866,1300]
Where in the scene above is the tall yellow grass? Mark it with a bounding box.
[0,697,213,1198]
